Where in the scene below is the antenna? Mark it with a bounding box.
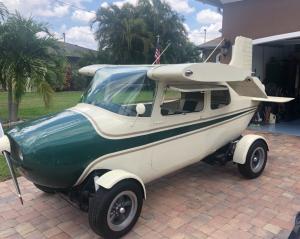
[204,38,224,63]
[152,42,171,65]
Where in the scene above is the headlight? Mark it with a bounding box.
[0,136,11,153]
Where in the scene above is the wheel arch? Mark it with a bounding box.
[233,134,268,165]
[95,169,146,199]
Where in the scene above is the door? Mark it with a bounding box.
[150,84,208,179]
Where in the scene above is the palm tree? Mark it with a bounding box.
[0,13,66,122]
[93,0,200,65]
[0,2,8,21]
[93,4,153,64]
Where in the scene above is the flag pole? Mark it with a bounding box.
[204,38,224,63]
[152,42,171,65]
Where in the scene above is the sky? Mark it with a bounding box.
[2,0,222,50]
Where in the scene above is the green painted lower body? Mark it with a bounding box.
[6,108,255,189]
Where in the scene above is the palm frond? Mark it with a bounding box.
[0,12,66,114]
[36,81,54,108]
[0,2,8,21]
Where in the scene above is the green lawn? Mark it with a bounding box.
[0,91,83,122]
[0,156,11,181]
[0,91,82,181]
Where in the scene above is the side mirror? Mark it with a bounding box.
[136,103,146,116]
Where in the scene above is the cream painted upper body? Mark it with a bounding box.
[73,81,259,186]
[71,83,256,140]
[72,36,293,186]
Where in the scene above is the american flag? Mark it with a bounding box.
[154,36,161,64]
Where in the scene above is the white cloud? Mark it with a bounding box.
[35,4,70,18]
[63,26,97,50]
[2,0,69,17]
[186,8,222,45]
[196,9,222,25]
[112,0,138,8]
[164,0,195,14]
[101,2,110,8]
[72,10,95,23]
[1,0,98,49]
[188,23,222,45]
[111,0,194,13]
[183,23,190,32]
[1,0,92,18]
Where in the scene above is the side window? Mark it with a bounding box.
[211,89,231,110]
[161,87,204,116]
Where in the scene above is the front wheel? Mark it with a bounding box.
[88,180,143,239]
[238,139,268,179]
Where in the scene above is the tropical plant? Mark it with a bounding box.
[93,0,200,64]
[93,4,153,64]
[0,13,66,122]
[0,2,8,22]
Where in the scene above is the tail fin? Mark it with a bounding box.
[229,36,253,72]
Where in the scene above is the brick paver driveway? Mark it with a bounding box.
[1,131,300,239]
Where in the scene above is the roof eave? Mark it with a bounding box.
[198,0,244,8]
[197,0,223,8]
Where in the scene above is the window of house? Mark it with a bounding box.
[211,89,231,110]
[161,87,204,116]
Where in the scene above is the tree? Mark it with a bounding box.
[0,13,66,122]
[93,4,153,64]
[0,2,8,22]
[93,0,201,64]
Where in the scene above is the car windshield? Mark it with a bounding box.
[81,66,156,117]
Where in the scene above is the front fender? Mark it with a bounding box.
[95,169,146,199]
[233,134,268,164]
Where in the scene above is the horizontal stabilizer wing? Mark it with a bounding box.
[252,96,294,103]
[228,77,268,98]
[148,63,251,82]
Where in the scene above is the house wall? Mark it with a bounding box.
[223,0,300,41]
[202,49,222,63]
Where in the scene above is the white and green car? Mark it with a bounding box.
[0,37,293,238]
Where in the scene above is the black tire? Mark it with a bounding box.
[238,139,268,179]
[88,179,144,239]
[34,183,56,194]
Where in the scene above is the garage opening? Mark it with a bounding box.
[249,35,300,136]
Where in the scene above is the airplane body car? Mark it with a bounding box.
[0,37,294,238]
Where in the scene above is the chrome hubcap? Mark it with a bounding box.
[120,207,125,214]
[107,191,137,232]
[250,147,265,173]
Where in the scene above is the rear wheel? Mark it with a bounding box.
[34,183,56,194]
[88,180,143,239]
[238,139,268,179]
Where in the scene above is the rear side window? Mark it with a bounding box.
[161,88,204,116]
[211,90,231,110]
